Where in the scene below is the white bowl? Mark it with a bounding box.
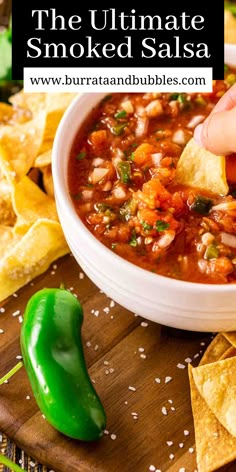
[52,93,236,332]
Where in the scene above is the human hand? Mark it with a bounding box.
[194,83,236,155]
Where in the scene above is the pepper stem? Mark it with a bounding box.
[0,453,27,472]
[0,361,23,385]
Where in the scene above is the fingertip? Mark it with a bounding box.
[194,124,204,147]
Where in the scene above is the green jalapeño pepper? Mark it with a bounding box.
[20,288,106,441]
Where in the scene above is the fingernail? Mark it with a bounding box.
[194,124,204,147]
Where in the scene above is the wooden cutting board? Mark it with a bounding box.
[0,254,234,472]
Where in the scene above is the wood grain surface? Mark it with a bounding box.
[0,254,234,472]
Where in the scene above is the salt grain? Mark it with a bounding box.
[103,307,110,314]
[19,316,23,323]
[29,461,35,467]
[149,466,156,472]
[155,378,161,384]
[110,300,115,308]
[138,347,145,352]
[26,395,31,400]
[104,429,109,435]
[105,370,109,375]
[179,443,184,448]
[124,401,128,405]
[52,264,57,270]
[140,354,146,359]
[50,271,55,275]
[86,341,91,347]
[193,353,200,359]
[179,468,186,472]
[141,321,148,327]
[16,355,22,360]
[12,309,20,317]
[171,407,176,411]
[200,342,206,346]
[128,386,136,392]
[166,441,173,446]
[168,399,173,404]
[12,293,18,298]
[0,307,5,313]
[0,329,4,334]
[177,363,185,369]
[104,360,109,366]
[110,434,116,440]
[169,454,174,460]
[189,447,194,453]
[184,430,190,436]
[165,376,172,384]
[109,368,114,374]
[94,310,100,317]
[185,358,192,363]
[79,272,85,279]
[161,407,167,416]
[94,344,99,351]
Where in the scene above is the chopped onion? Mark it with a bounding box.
[121,100,134,114]
[102,181,112,192]
[145,100,163,118]
[113,186,127,199]
[92,157,105,167]
[135,116,149,137]
[158,230,176,248]
[211,201,236,212]
[151,153,163,166]
[89,168,109,184]
[187,115,205,129]
[112,156,123,169]
[172,129,186,145]
[220,232,236,248]
[81,189,94,201]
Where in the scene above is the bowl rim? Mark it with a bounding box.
[52,92,236,294]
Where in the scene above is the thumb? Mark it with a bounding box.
[194,107,236,155]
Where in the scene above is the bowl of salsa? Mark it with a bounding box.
[52,70,236,332]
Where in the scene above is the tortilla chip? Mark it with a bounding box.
[192,358,236,437]
[0,176,16,226]
[0,226,20,259]
[0,219,69,302]
[199,334,231,366]
[189,364,236,472]
[219,346,236,360]
[9,92,47,116]
[175,138,229,196]
[13,176,57,228]
[222,332,236,348]
[225,10,236,44]
[0,111,46,181]
[38,93,76,154]
[42,165,54,197]
[34,150,52,168]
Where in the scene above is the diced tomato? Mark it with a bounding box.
[133,143,155,166]
[89,130,107,150]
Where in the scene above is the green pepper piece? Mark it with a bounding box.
[117,161,131,183]
[191,195,213,215]
[205,244,219,260]
[111,122,128,136]
[20,288,106,441]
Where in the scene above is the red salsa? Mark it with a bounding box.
[68,70,236,284]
